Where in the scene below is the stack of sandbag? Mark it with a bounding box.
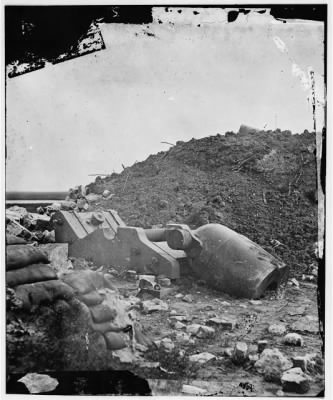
[6,244,74,310]
[61,270,152,351]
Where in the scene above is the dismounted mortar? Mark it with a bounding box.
[166,223,288,299]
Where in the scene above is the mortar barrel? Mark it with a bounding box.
[144,229,167,242]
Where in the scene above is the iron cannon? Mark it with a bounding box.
[52,210,288,298]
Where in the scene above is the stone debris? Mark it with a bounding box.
[220,301,231,306]
[186,324,215,338]
[281,367,310,394]
[189,352,216,365]
[174,321,187,330]
[170,315,189,322]
[142,299,168,313]
[255,348,293,382]
[181,384,207,395]
[290,316,318,334]
[292,356,309,372]
[125,270,137,282]
[186,324,201,335]
[206,317,236,330]
[268,324,287,336]
[112,348,140,364]
[175,293,184,299]
[249,300,262,305]
[257,340,268,353]
[302,274,315,282]
[102,189,113,199]
[138,275,157,289]
[6,205,56,244]
[175,332,192,343]
[223,348,234,357]
[137,287,161,300]
[249,354,259,363]
[178,349,186,357]
[232,342,248,365]
[18,373,59,394]
[196,325,215,338]
[292,353,323,374]
[139,361,160,369]
[283,333,304,347]
[182,294,194,303]
[289,278,300,288]
[85,193,102,203]
[248,343,259,354]
[206,311,217,318]
[160,338,175,353]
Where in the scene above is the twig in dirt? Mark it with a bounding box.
[276,301,289,313]
[295,169,303,185]
[232,154,256,171]
[122,171,131,192]
[262,190,267,204]
[270,239,286,249]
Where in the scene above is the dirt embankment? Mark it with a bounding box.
[87,129,318,277]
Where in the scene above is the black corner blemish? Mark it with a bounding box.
[227,10,239,23]
[197,24,201,28]
[193,11,200,15]
[178,9,182,14]
[5,5,153,68]
[165,7,168,12]
[158,19,163,24]
[269,5,327,22]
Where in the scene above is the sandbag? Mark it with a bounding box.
[104,332,127,350]
[6,264,57,287]
[61,271,106,295]
[90,303,117,324]
[103,274,117,291]
[14,280,75,310]
[78,291,104,306]
[6,245,49,270]
[6,234,27,245]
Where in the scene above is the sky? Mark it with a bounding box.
[5,7,325,192]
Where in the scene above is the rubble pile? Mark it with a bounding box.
[84,128,318,278]
[6,205,56,244]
